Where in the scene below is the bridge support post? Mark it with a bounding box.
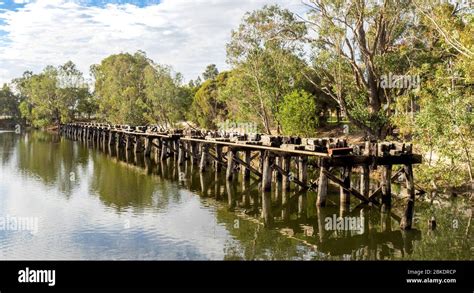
[153,139,160,162]
[242,150,251,179]
[340,166,352,209]
[144,137,152,157]
[226,148,235,181]
[199,144,209,172]
[115,133,120,152]
[108,130,114,147]
[274,156,282,182]
[183,141,189,160]
[125,134,131,151]
[317,161,328,207]
[381,165,392,212]
[96,129,100,146]
[298,156,308,188]
[160,140,168,161]
[282,155,291,192]
[401,164,415,230]
[259,150,265,174]
[134,136,143,153]
[215,145,223,172]
[174,140,179,161]
[262,151,273,192]
[190,142,198,165]
[178,141,185,165]
[102,130,107,149]
[361,164,370,197]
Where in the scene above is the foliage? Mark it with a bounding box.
[277,90,321,136]
[306,0,420,138]
[0,84,20,118]
[224,5,311,134]
[190,71,229,129]
[392,3,474,188]
[11,62,91,127]
[202,64,219,81]
[91,51,150,125]
[57,61,94,120]
[92,51,189,126]
[143,64,190,127]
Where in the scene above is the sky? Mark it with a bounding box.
[0,0,307,85]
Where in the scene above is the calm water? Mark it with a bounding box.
[0,130,471,260]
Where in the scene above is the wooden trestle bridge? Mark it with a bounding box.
[59,122,422,230]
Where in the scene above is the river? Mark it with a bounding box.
[0,130,471,260]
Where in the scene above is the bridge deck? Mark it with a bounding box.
[59,122,422,230]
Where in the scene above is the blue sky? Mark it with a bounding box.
[0,0,306,85]
[0,0,161,10]
[0,1,28,12]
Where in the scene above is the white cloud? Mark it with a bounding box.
[0,0,306,85]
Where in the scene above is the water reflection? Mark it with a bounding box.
[0,130,471,260]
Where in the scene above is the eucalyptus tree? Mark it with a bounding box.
[190,71,229,129]
[56,61,91,120]
[225,5,309,134]
[0,84,20,119]
[392,2,474,187]
[202,64,219,81]
[277,89,321,136]
[92,51,190,126]
[11,61,90,127]
[305,0,421,138]
[143,63,190,128]
[91,51,150,125]
[20,66,64,127]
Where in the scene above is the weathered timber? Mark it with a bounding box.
[160,140,168,161]
[215,145,223,172]
[368,167,405,201]
[199,144,209,172]
[340,166,352,206]
[61,122,423,230]
[360,165,370,197]
[281,155,291,192]
[298,156,308,188]
[381,165,392,211]
[144,137,152,157]
[322,170,369,204]
[226,148,236,181]
[262,151,273,191]
[232,155,262,178]
[271,163,306,189]
[400,164,415,230]
[243,149,251,180]
[177,141,185,165]
[317,164,329,207]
